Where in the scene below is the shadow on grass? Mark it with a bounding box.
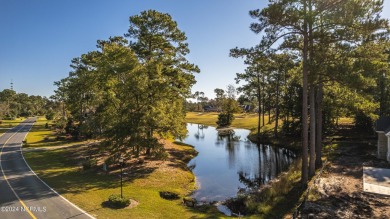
[165,146,198,171]
[126,163,158,180]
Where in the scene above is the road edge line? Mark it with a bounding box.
[20,119,96,219]
[0,123,37,219]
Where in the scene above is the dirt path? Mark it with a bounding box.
[302,141,390,218]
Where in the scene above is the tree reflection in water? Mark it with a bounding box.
[238,144,295,191]
[194,124,208,139]
[182,123,296,202]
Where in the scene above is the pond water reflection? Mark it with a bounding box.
[181,123,296,202]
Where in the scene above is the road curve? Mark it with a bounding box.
[0,118,95,219]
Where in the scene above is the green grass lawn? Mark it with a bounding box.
[23,120,229,219]
[0,118,25,134]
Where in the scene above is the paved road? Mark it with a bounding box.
[0,118,94,219]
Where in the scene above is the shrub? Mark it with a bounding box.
[82,159,97,170]
[216,112,234,127]
[159,191,180,200]
[108,194,130,208]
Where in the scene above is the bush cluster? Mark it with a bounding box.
[108,194,131,208]
[159,191,180,200]
[216,112,234,127]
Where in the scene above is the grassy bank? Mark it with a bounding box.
[23,120,227,219]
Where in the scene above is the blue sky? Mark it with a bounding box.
[0,0,389,99]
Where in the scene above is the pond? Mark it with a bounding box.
[181,123,296,203]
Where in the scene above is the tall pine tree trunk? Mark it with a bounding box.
[309,85,316,177]
[308,0,316,178]
[315,80,323,169]
[257,72,261,139]
[262,74,265,127]
[301,0,309,187]
[262,102,265,127]
[268,92,271,124]
[274,79,280,138]
[315,14,325,170]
